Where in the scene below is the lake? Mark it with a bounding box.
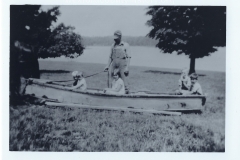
[39,46,226,72]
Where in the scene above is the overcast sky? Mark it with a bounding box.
[41,5,152,37]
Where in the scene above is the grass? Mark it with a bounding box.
[9,61,225,152]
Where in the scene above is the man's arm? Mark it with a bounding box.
[107,57,113,68]
[104,45,113,71]
[125,43,131,69]
[123,43,131,76]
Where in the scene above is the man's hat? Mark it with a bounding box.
[114,30,122,39]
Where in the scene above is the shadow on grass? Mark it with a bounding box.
[40,70,71,74]
[144,70,206,76]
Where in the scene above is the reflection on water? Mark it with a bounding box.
[40,46,226,72]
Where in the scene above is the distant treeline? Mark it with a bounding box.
[82,36,158,46]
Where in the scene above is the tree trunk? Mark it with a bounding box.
[189,57,196,75]
[10,42,40,105]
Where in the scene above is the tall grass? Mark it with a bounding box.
[10,61,225,151]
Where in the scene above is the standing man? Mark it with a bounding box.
[104,30,131,94]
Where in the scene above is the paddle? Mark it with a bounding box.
[107,69,109,88]
[84,70,105,78]
[106,61,113,88]
[47,70,105,83]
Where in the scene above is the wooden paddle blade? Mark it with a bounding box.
[46,102,181,116]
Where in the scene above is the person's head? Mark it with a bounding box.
[181,68,189,78]
[72,71,83,80]
[113,30,122,43]
[190,73,198,84]
[112,68,120,80]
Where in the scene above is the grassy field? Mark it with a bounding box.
[9,61,225,151]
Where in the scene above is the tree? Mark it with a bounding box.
[10,5,61,103]
[146,6,226,74]
[10,5,85,103]
[38,23,85,59]
[10,5,85,59]
[10,5,60,79]
[10,5,60,48]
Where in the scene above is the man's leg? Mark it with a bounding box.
[119,67,129,94]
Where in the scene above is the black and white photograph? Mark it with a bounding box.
[3,0,240,158]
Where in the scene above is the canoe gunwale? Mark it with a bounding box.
[29,78,206,100]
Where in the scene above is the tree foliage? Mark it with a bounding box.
[39,23,85,59]
[10,5,85,59]
[10,5,60,46]
[146,6,226,73]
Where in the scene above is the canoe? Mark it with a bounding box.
[24,78,206,112]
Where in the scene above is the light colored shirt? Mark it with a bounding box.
[72,78,87,91]
[189,82,203,95]
[109,41,131,59]
[111,78,125,94]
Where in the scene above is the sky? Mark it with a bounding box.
[41,5,152,37]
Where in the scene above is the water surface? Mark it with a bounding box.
[40,46,226,72]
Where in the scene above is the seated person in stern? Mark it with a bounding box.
[184,73,203,95]
[68,71,87,91]
[104,68,125,94]
[175,68,191,95]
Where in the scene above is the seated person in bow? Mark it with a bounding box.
[175,68,191,95]
[104,68,125,94]
[188,72,203,95]
[180,72,203,95]
[68,71,87,91]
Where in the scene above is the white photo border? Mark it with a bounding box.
[1,0,240,160]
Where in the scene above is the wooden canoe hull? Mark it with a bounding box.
[25,78,206,111]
